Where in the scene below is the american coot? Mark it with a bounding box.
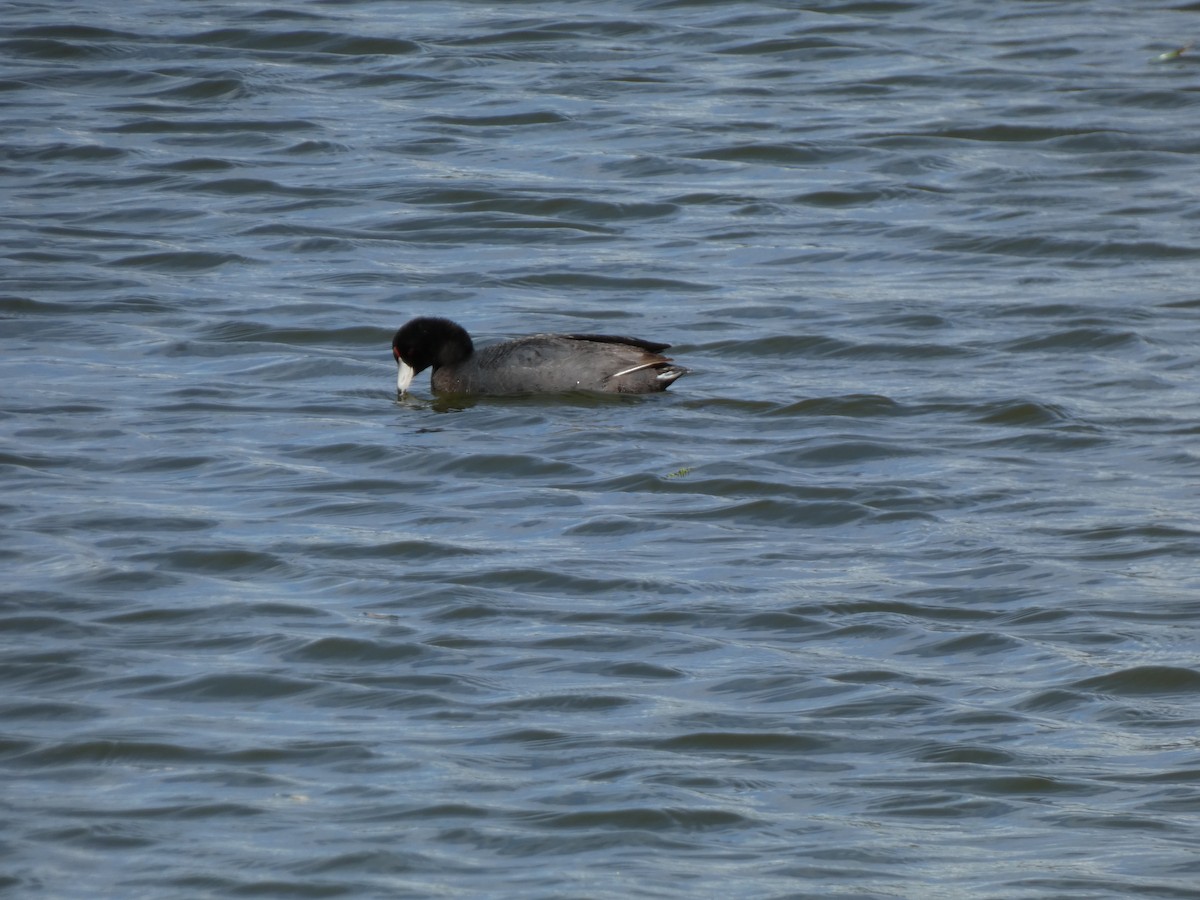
[392,317,690,396]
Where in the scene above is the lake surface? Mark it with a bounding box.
[3,1,1200,897]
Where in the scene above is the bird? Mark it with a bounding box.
[391,316,689,396]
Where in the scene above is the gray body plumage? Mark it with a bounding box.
[432,333,686,394]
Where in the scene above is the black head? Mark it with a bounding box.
[391,317,475,374]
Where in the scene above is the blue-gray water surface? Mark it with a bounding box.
[3,2,1200,897]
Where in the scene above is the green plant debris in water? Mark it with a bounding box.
[1154,41,1194,62]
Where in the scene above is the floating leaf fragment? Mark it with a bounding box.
[1154,41,1194,62]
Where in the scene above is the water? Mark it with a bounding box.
[3,1,1200,897]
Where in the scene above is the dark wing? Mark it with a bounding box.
[562,333,671,353]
